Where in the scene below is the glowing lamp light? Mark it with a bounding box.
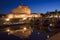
[50,15,53,18]
[5,18,10,21]
[49,23,55,27]
[47,35,49,39]
[54,15,58,18]
[23,27,27,31]
[50,24,52,26]
[6,28,10,32]
[35,15,38,17]
[5,28,14,35]
[23,17,27,20]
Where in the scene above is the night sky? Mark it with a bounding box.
[0,0,60,14]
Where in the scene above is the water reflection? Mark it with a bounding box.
[4,25,33,38]
[0,24,46,40]
[0,24,48,40]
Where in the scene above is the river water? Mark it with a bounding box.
[0,24,48,40]
[0,23,60,40]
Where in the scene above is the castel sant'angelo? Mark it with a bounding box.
[6,4,42,19]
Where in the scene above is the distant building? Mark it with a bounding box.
[45,10,60,18]
[5,5,42,20]
[12,5,31,14]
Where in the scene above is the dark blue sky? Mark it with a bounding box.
[0,0,60,14]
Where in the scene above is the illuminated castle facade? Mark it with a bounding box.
[6,5,42,19]
[12,5,31,14]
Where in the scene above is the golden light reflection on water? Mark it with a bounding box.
[5,26,33,38]
[14,26,32,38]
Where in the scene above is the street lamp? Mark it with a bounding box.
[23,27,27,31]
[23,17,27,20]
[5,18,10,21]
[5,28,14,35]
[6,28,10,32]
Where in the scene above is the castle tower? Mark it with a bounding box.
[12,5,31,15]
